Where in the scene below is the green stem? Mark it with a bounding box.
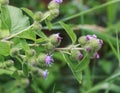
[55,0,120,23]
[55,47,84,51]
[116,31,120,67]
[2,24,34,40]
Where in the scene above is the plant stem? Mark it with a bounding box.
[55,0,120,23]
[55,47,84,51]
[2,24,34,40]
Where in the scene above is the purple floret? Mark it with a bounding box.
[56,33,62,42]
[94,53,100,59]
[45,55,53,65]
[42,70,48,79]
[78,53,83,60]
[53,0,63,3]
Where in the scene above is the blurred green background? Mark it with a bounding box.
[0,0,120,93]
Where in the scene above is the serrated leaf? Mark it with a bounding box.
[1,5,30,34]
[59,21,77,44]
[0,41,10,56]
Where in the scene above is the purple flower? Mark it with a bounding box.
[78,53,83,60]
[56,33,62,42]
[45,55,53,65]
[53,0,63,3]
[85,47,91,51]
[42,70,48,79]
[86,35,91,40]
[92,34,97,38]
[94,53,100,59]
[98,39,103,46]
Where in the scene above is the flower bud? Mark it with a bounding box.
[37,53,46,63]
[32,68,48,79]
[0,63,6,68]
[48,0,60,10]
[32,22,42,31]
[20,79,29,87]
[37,53,53,66]
[10,48,20,57]
[47,9,59,21]
[78,36,87,46]
[0,0,9,5]
[49,33,62,47]
[70,50,83,61]
[27,49,36,57]
[0,60,14,68]
[86,39,102,53]
[33,12,43,22]
[5,60,14,67]
[50,9,59,17]
[45,42,55,51]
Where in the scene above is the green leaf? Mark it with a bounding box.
[35,30,47,38]
[60,52,82,83]
[21,7,34,19]
[36,38,47,43]
[18,29,36,41]
[22,63,28,76]
[0,55,4,62]
[1,5,30,34]
[0,69,13,75]
[59,21,77,44]
[0,41,10,56]
[1,5,11,30]
[87,82,120,93]
[13,57,22,70]
[75,55,90,72]
[20,39,30,52]
[12,70,20,79]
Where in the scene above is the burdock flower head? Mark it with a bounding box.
[78,34,103,59]
[37,53,54,66]
[49,33,62,47]
[70,50,83,61]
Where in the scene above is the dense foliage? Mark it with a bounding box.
[0,0,120,93]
